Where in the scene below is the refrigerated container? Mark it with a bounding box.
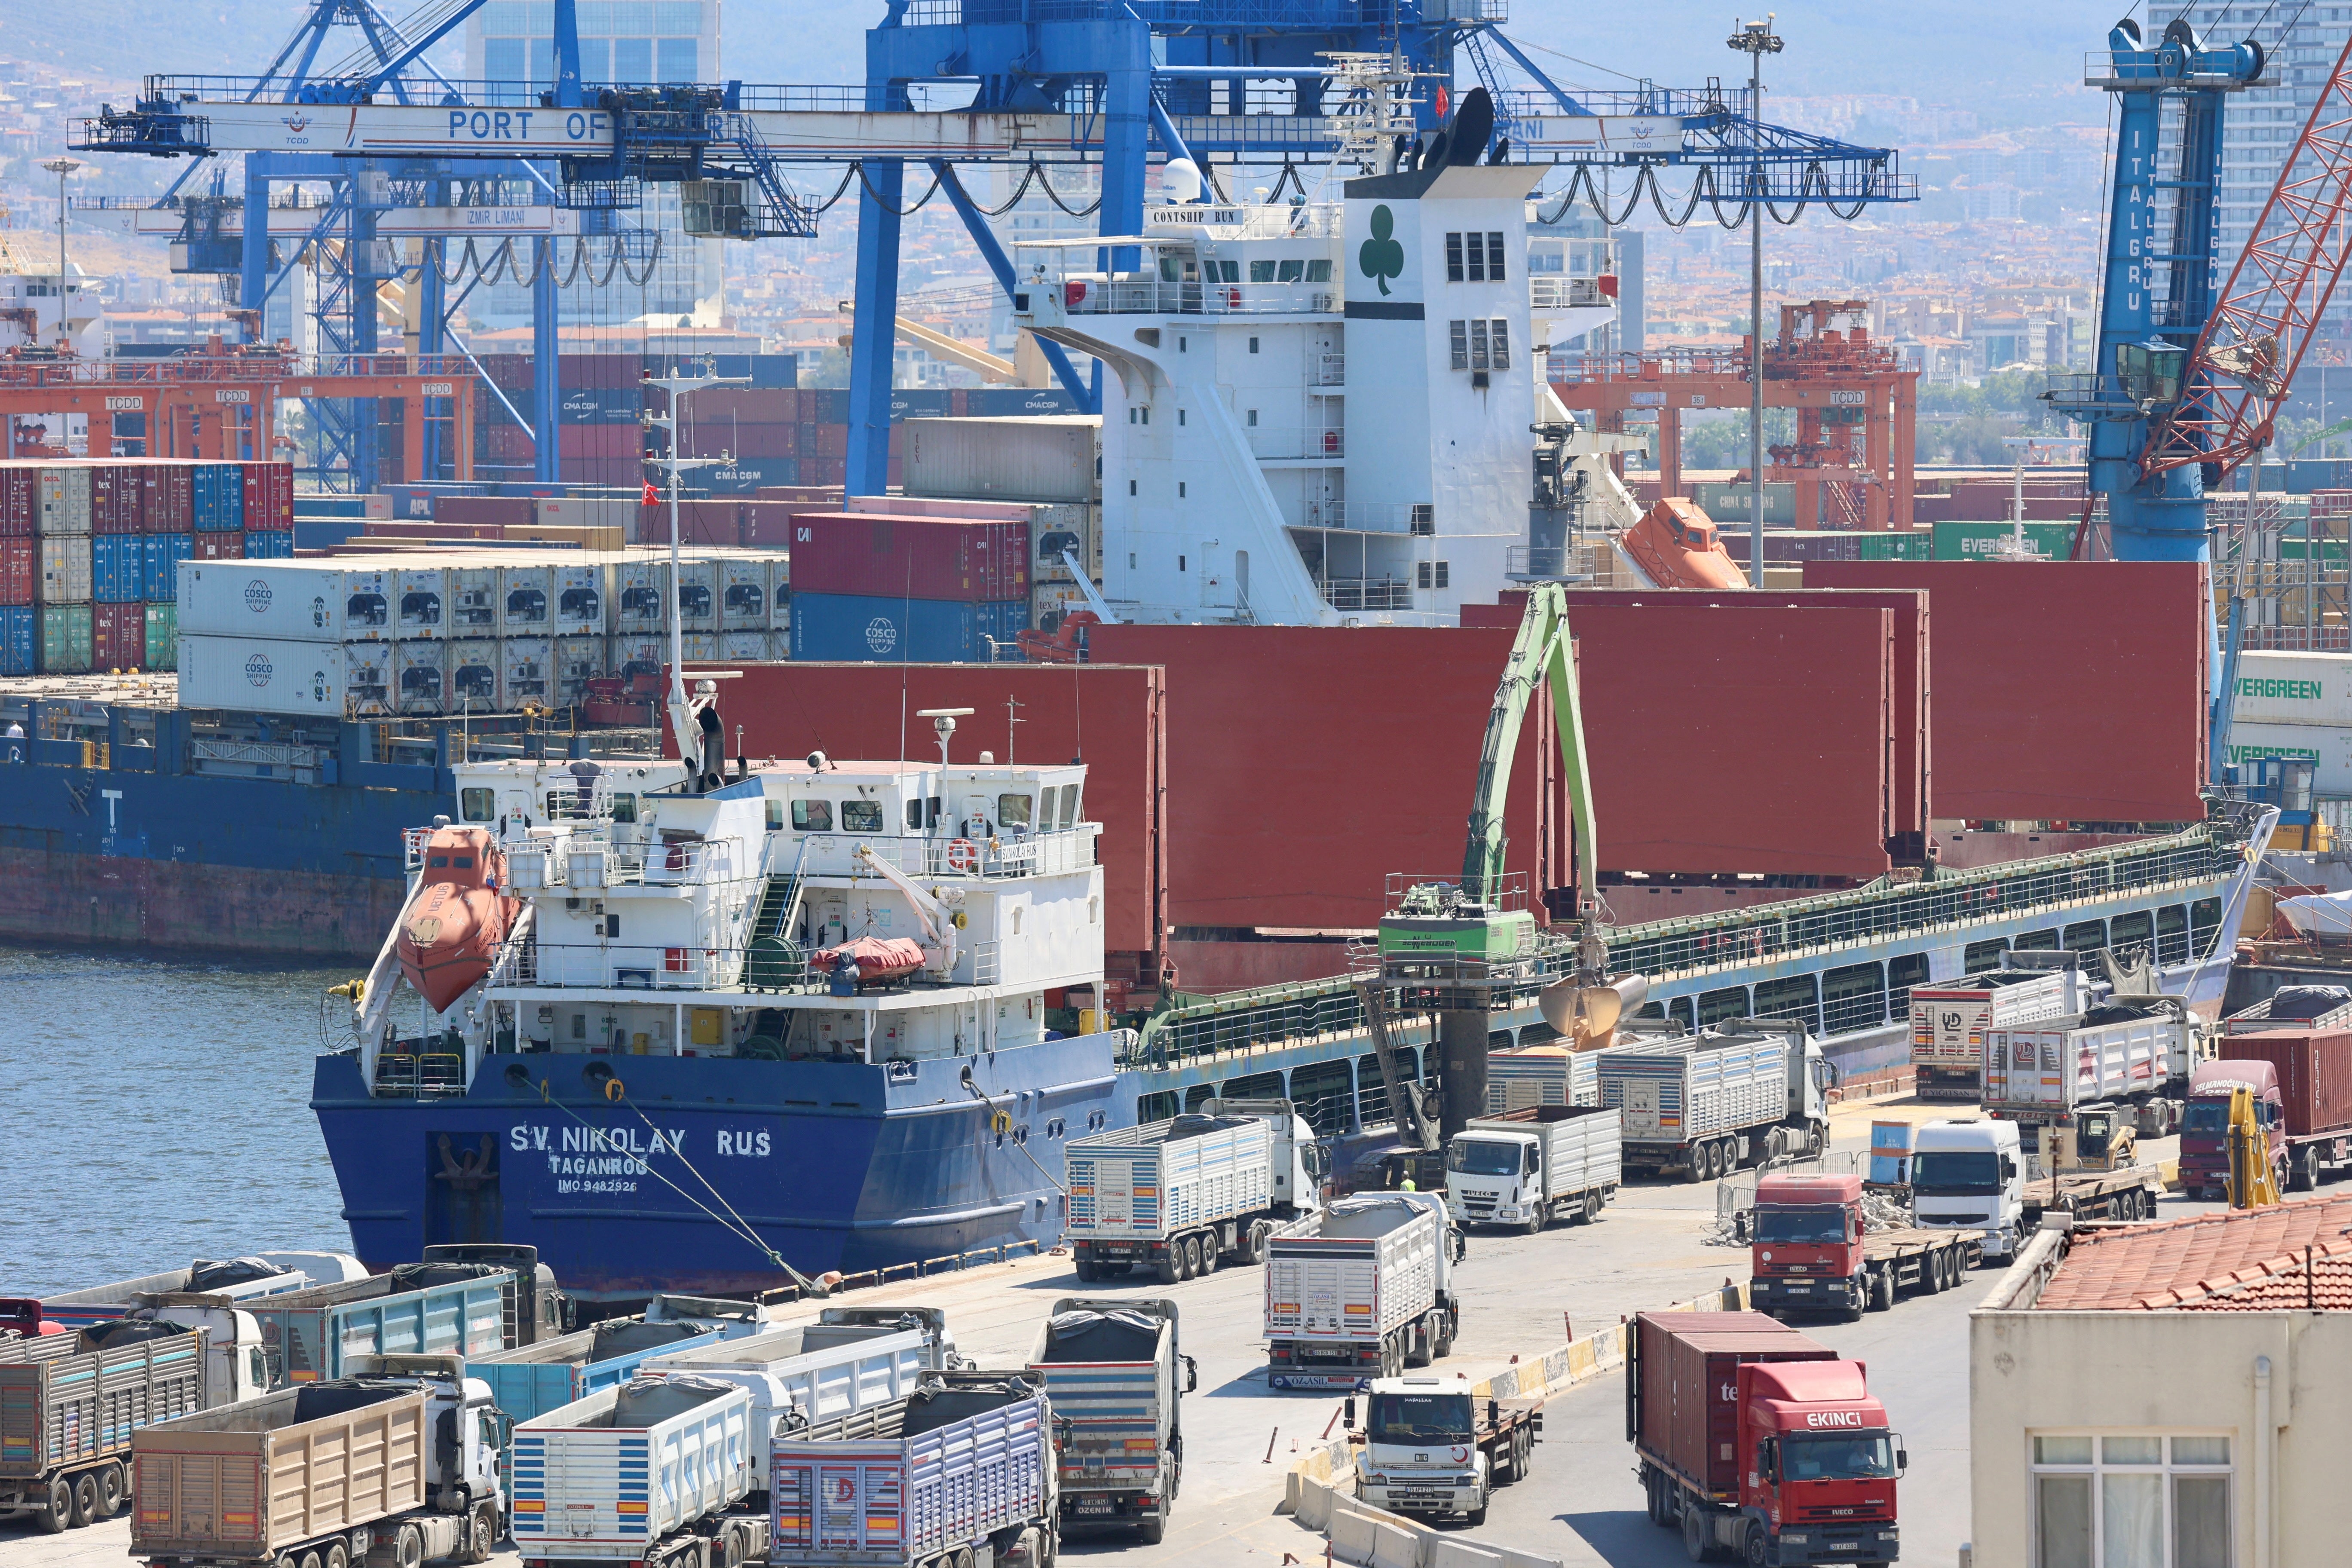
[396,640,450,713]
[551,561,604,633]
[718,555,769,629]
[396,567,450,637]
[611,556,665,634]
[177,635,391,717]
[610,634,665,683]
[450,563,500,633]
[180,561,395,640]
[720,631,769,662]
[553,634,604,701]
[447,639,499,709]
[676,558,718,631]
[500,563,556,634]
[501,636,553,710]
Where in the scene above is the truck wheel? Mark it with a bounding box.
[297,1550,322,1568]
[390,1526,424,1568]
[1684,1145,1710,1185]
[34,1476,70,1533]
[1871,1267,1895,1312]
[1073,1256,1098,1283]
[1154,1250,1181,1284]
[1743,1520,1770,1567]
[2293,1148,2318,1192]
[93,1462,124,1520]
[68,1470,98,1529]
[1467,1500,1488,1527]
[1525,1205,1546,1236]
[1579,1190,1603,1224]
[1682,1500,1713,1561]
[461,1501,499,1564]
[1137,1513,1165,1546]
[325,1544,348,1568]
[1196,1233,1219,1276]
[1246,1221,1271,1264]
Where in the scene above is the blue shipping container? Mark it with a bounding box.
[703,457,797,493]
[965,387,1084,416]
[0,606,31,676]
[557,386,643,423]
[192,464,245,531]
[145,535,194,603]
[93,535,143,603]
[789,593,1029,664]
[245,530,294,559]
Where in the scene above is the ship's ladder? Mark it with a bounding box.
[741,836,813,989]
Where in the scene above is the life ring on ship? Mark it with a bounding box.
[604,1078,626,1102]
[1225,287,1242,309]
[946,838,981,873]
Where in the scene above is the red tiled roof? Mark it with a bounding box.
[2033,1191,2352,1311]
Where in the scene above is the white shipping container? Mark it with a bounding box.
[395,640,449,713]
[681,632,719,661]
[553,562,606,634]
[903,416,1101,503]
[720,631,768,662]
[553,634,605,702]
[37,466,92,534]
[1029,502,1102,581]
[396,567,451,637]
[1031,581,1090,631]
[2230,651,2352,729]
[449,564,500,633]
[611,635,666,683]
[676,559,717,632]
[718,558,768,629]
[38,534,92,603]
[533,495,640,531]
[502,636,554,710]
[180,562,396,640]
[447,638,500,710]
[501,564,557,634]
[176,635,391,718]
[2226,719,2352,794]
[611,558,666,634]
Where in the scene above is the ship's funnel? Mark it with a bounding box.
[1540,972,1648,1048]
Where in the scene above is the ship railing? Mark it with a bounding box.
[1144,202,1343,239]
[1052,278,1341,317]
[1312,352,1347,386]
[1530,276,1609,311]
[503,941,741,991]
[371,1042,469,1100]
[1318,576,1415,612]
[807,827,1101,882]
[1297,501,1432,535]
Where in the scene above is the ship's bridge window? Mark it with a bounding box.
[998,794,1032,830]
[611,794,638,824]
[1058,787,1081,830]
[461,787,496,822]
[1038,786,1060,827]
[841,799,884,833]
[792,799,833,831]
[766,798,785,830]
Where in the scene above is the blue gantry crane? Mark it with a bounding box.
[79,0,1915,496]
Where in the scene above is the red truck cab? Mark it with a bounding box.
[2180,1059,2282,1199]
[1748,1174,1866,1318]
[1742,1358,1905,1564]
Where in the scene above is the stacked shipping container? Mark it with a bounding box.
[787,512,1028,663]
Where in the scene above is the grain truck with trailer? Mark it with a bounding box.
[230,1261,528,1387]
[512,1373,764,1568]
[1064,1098,1325,1283]
[767,1371,1057,1568]
[29,1253,371,1329]
[1026,1298,1194,1544]
[1981,996,2205,1135]
[1264,1190,1461,1390]
[0,1320,239,1534]
[1597,1019,1832,1183]
[1442,1104,1621,1232]
[1909,965,2081,1100]
[126,1353,504,1568]
[1628,1310,1906,1565]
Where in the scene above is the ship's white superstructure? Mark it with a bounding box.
[1017,163,1620,626]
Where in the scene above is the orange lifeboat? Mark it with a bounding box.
[398,827,518,1012]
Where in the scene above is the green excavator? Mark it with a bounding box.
[1368,582,1647,1146]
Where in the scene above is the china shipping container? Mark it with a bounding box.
[552,562,605,634]
[145,603,177,669]
[0,538,32,606]
[194,530,245,561]
[180,563,397,640]
[552,634,604,702]
[95,601,145,670]
[245,530,294,560]
[450,564,500,633]
[93,534,142,603]
[790,512,1030,603]
[40,534,92,603]
[788,592,1028,664]
[0,606,33,674]
[41,604,93,674]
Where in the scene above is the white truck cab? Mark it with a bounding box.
[349,1354,506,1517]
[116,1303,273,1406]
[1352,1378,1490,1525]
[1909,1118,2025,1257]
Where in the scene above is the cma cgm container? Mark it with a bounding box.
[178,635,393,718]
[181,563,397,640]
[790,512,1029,603]
[789,593,1027,664]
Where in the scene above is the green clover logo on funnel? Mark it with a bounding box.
[1359,204,1404,296]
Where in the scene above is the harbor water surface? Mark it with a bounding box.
[1,944,349,1296]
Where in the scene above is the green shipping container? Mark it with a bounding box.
[1691,481,1796,526]
[1931,521,2078,560]
[2278,538,2350,562]
[145,602,178,669]
[1856,532,1932,560]
[40,603,92,674]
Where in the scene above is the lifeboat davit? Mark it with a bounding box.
[398,827,518,1012]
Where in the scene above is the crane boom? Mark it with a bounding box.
[1461,582,1597,910]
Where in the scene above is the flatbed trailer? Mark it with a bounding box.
[1860,1228,1983,1302]
[2022,1164,2165,1224]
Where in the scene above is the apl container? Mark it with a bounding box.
[450,564,501,633]
[144,603,177,670]
[40,603,93,673]
[1868,1121,1914,1186]
[95,600,144,670]
[788,592,1029,664]
[395,640,449,713]
[790,511,1031,603]
[93,534,142,603]
[39,534,93,603]
[180,562,396,640]
[0,605,33,674]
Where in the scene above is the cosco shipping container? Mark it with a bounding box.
[178,635,394,718]
[789,592,1028,664]
[179,563,397,640]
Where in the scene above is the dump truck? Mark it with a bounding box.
[2182,1035,2352,1195]
[512,1373,764,1568]
[768,1372,1056,1568]
[2221,983,2352,1034]
[1982,996,2203,1133]
[0,1320,231,1534]
[1597,1019,1832,1182]
[469,1318,722,1427]
[1444,1104,1622,1232]
[128,1354,503,1568]
[1265,1190,1461,1390]
[1346,1379,1540,1526]
[1026,1298,1195,1544]
[1064,1097,1325,1283]
[1746,1173,1981,1321]
[418,1243,568,1346]
[1909,965,2081,1099]
[1629,1310,1905,1565]
[28,1253,370,1329]
[231,1261,523,1387]
[635,1311,954,1496]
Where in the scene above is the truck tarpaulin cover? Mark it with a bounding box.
[692,662,1165,956]
[1462,601,1897,879]
[1803,561,2208,822]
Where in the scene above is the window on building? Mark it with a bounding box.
[1415,560,1451,590]
[2029,1433,2230,1568]
[790,799,833,831]
[1247,409,1259,426]
[1059,786,1081,828]
[1491,318,1511,369]
[613,36,653,81]
[611,793,637,824]
[1470,319,1491,371]
[1249,336,1260,352]
[1449,320,1470,370]
[1178,409,1186,426]
[655,37,699,83]
[1446,232,1466,282]
[1178,483,1187,499]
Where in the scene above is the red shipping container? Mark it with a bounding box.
[0,538,33,605]
[437,496,537,530]
[195,530,245,561]
[140,462,195,532]
[803,457,847,487]
[1631,1313,1837,1494]
[94,600,144,670]
[692,388,799,422]
[2217,1031,2352,1137]
[558,423,642,459]
[788,512,1030,603]
[242,461,294,528]
[485,426,536,463]
[92,465,143,533]
[813,424,849,458]
[0,467,33,536]
[1805,560,2208,823]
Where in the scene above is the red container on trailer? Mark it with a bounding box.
[788,511,1030,603]
[1630,1312,1839,1495]
[2218,1030,2352,1137]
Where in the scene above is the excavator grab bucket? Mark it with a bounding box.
[1538,972,1649,1048]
